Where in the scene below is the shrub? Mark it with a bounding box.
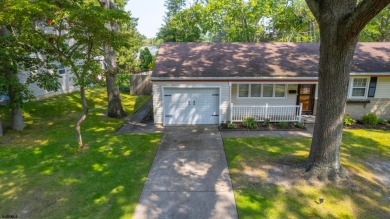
[227,121,235,129]
[344,114,355,126]
[278,121,288,128]
[378,118,388,125]
[263,119,270,127]
[242,117,258,129]
[295,122,305,129]
[361,113,379,125]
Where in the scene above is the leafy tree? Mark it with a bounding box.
[98,0,131,118]
[158,3,203,42]
[0,0,61,131]
[158,0,319,43]
[139,47,154,71]
[116,16,143,92]
[30,0,130,148]
[304,0,389,180]
[360,5,390,41]
[164,0,187,20]
[272,0,318,42]
[143,37,163,47]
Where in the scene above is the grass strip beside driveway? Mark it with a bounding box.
[224,130,390,218]
[0,87,162,218]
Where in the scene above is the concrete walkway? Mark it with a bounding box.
[117,99,164,134]
[221,124,314,139]
[133,126,238,219]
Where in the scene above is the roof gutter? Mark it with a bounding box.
[349,72,390,76]
[151,72,390,81]
[150,76,319,81]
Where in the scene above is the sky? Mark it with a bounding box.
[125,0,166,39]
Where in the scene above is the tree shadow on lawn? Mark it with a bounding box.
[0,131,162,218]
[0,89,158,218]
[224,131,390,218]
[0,86,150,131]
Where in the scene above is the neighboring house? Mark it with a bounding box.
[16,24,105,100]
[151,42,390,125]
[17,65,78,99]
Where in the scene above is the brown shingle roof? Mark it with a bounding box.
[152,42,390,78]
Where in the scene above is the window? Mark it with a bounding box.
[275,84,286,97]
[349,77,369,98]
[237,84,286,98]
[58,65,66,75]
[238,84,249,97]
[263,84,273,97]
[58,68,66,75]
[250,84,261,97]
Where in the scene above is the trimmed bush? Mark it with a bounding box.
[278,121,288,128]
[227,121,235,129]
[295,122,305,129]
[263,119,270,127]
[378,118,388,125]
[344,114,355,126]
[361,113,379,125]
[242,117,258,129]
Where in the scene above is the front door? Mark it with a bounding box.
[298,84,315,115]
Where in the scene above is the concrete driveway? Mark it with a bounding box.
[133,126,238,219]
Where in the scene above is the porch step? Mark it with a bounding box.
[302,115,316,124]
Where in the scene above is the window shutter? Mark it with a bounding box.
[367,77,377,97]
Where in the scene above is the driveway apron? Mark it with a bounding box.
[133,125,238,219]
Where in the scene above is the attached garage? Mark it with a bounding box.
[163,88,220,125]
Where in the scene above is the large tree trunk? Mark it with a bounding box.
[76,86,89,148]
[0,119,3,137]
[303,0,390,180]
[305,26,357,180]
[99,0,127,119]
[2,26,26,131]
[11,108,25,131]
[305,10,358,180]
[6,69,26,131]
[106,73,127,118]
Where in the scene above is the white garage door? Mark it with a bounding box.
[164,88,220,125]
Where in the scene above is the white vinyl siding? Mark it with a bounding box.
[375,77,390,98]
[17,66,77,99]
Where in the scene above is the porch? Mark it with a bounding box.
[227,82,318,123]
[229,103,303,122]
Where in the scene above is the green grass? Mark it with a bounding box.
[0,87,161,218]
[224,130,390,219]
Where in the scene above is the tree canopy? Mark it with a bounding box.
[158,0,389,43]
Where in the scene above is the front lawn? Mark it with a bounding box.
[224,130,390,218]
[0,87,161,218]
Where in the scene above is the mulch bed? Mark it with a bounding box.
[219,122,306,131]
[344,121,390,130]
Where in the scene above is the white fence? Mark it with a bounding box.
[230,103,303,122]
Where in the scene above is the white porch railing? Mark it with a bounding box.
[230,103,303,122]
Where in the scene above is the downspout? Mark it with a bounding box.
[229,81,232,122]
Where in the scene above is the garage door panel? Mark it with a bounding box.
[164,88,219,125]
